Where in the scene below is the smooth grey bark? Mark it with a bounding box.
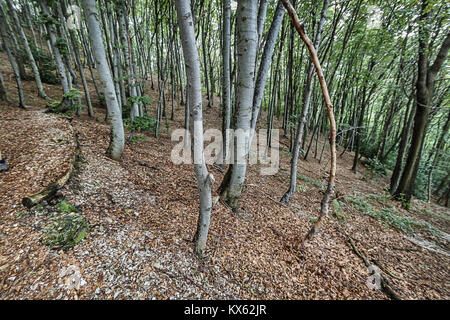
[251,1,285,132]
[105,1,123,111]
[175,0,214,257]
[118,2,139,120]
[0,17,26,108]
[256,0,269,47]
[81,0,124,161]
[108,7,127,109]
[221,0,258,210]
[221,0,232,166]
[71,28,93,116]
[77,20,102,102]
[281,0,330,204]
[0,2,27,80]
[39,0,70,95]
[253,0,269,85]
[20,0,39,51]
[4,0,50,101]
[55,4,75,93]
[60,1,93,116]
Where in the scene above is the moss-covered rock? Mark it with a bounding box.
[41,201,89,250]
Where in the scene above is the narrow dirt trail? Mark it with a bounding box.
[0,104,75,297]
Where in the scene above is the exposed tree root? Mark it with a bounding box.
[348,238,402,300]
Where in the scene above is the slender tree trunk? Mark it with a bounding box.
[280,0,337,240]
[61,1,94,117]
[39,0,71,98]
[393,0,450,206]
[281,0,329,204]
[0,3,26,80]
[220,0,258,211]
[251,1,285,132]
[118,2,138,120]
[5,0,50,101]
[221,0,232,167]
[0,69,7,102]
[426,110,450,201]
[175,0,214,257]
[0,16,26,108]
[390,91,415,194]
[81,0,125,161]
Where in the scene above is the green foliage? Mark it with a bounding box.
[63,88,82,101]
[346,194,441,237]
[59,199,78,213]
[41,212,89,249]
[124,114,157,133]
[46,89,80,116]
[359,132,378,160]
[55,38,69,55]
[418,205,450,222]
[411,165,430,201]
[395,193,411,210]
[365,157,388,176]
[296,184,309,192]
[130,135,147,144]
[37,14,60,26]
[122,95,152,119]
[348,195,373,212]
[333,199,347,221]
[367,207,441,238]
[127,95,153,107]
[297,173,323,188]
[367,193,390,205]
[20,44,58,84]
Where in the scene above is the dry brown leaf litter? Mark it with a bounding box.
[0,53,449,300]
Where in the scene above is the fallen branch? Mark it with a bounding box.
[138,160,160,170]
[348,238,402,300]
[22,125,80,208]
[392,246,421,252]
[371,258,404,281]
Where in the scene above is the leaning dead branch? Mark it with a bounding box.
[279,0,337,240]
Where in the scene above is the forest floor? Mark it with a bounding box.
[0,52,449,300]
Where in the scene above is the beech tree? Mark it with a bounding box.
[175,0,214,257]
[0,8,26,108]
[392,0,450,207]
[219,0,259,211]
[38,0,72,108]
[4,0,50,101]
[81,0,125,161]
[0,0,448,267]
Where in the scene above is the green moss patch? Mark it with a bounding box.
[41,199,89,250]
